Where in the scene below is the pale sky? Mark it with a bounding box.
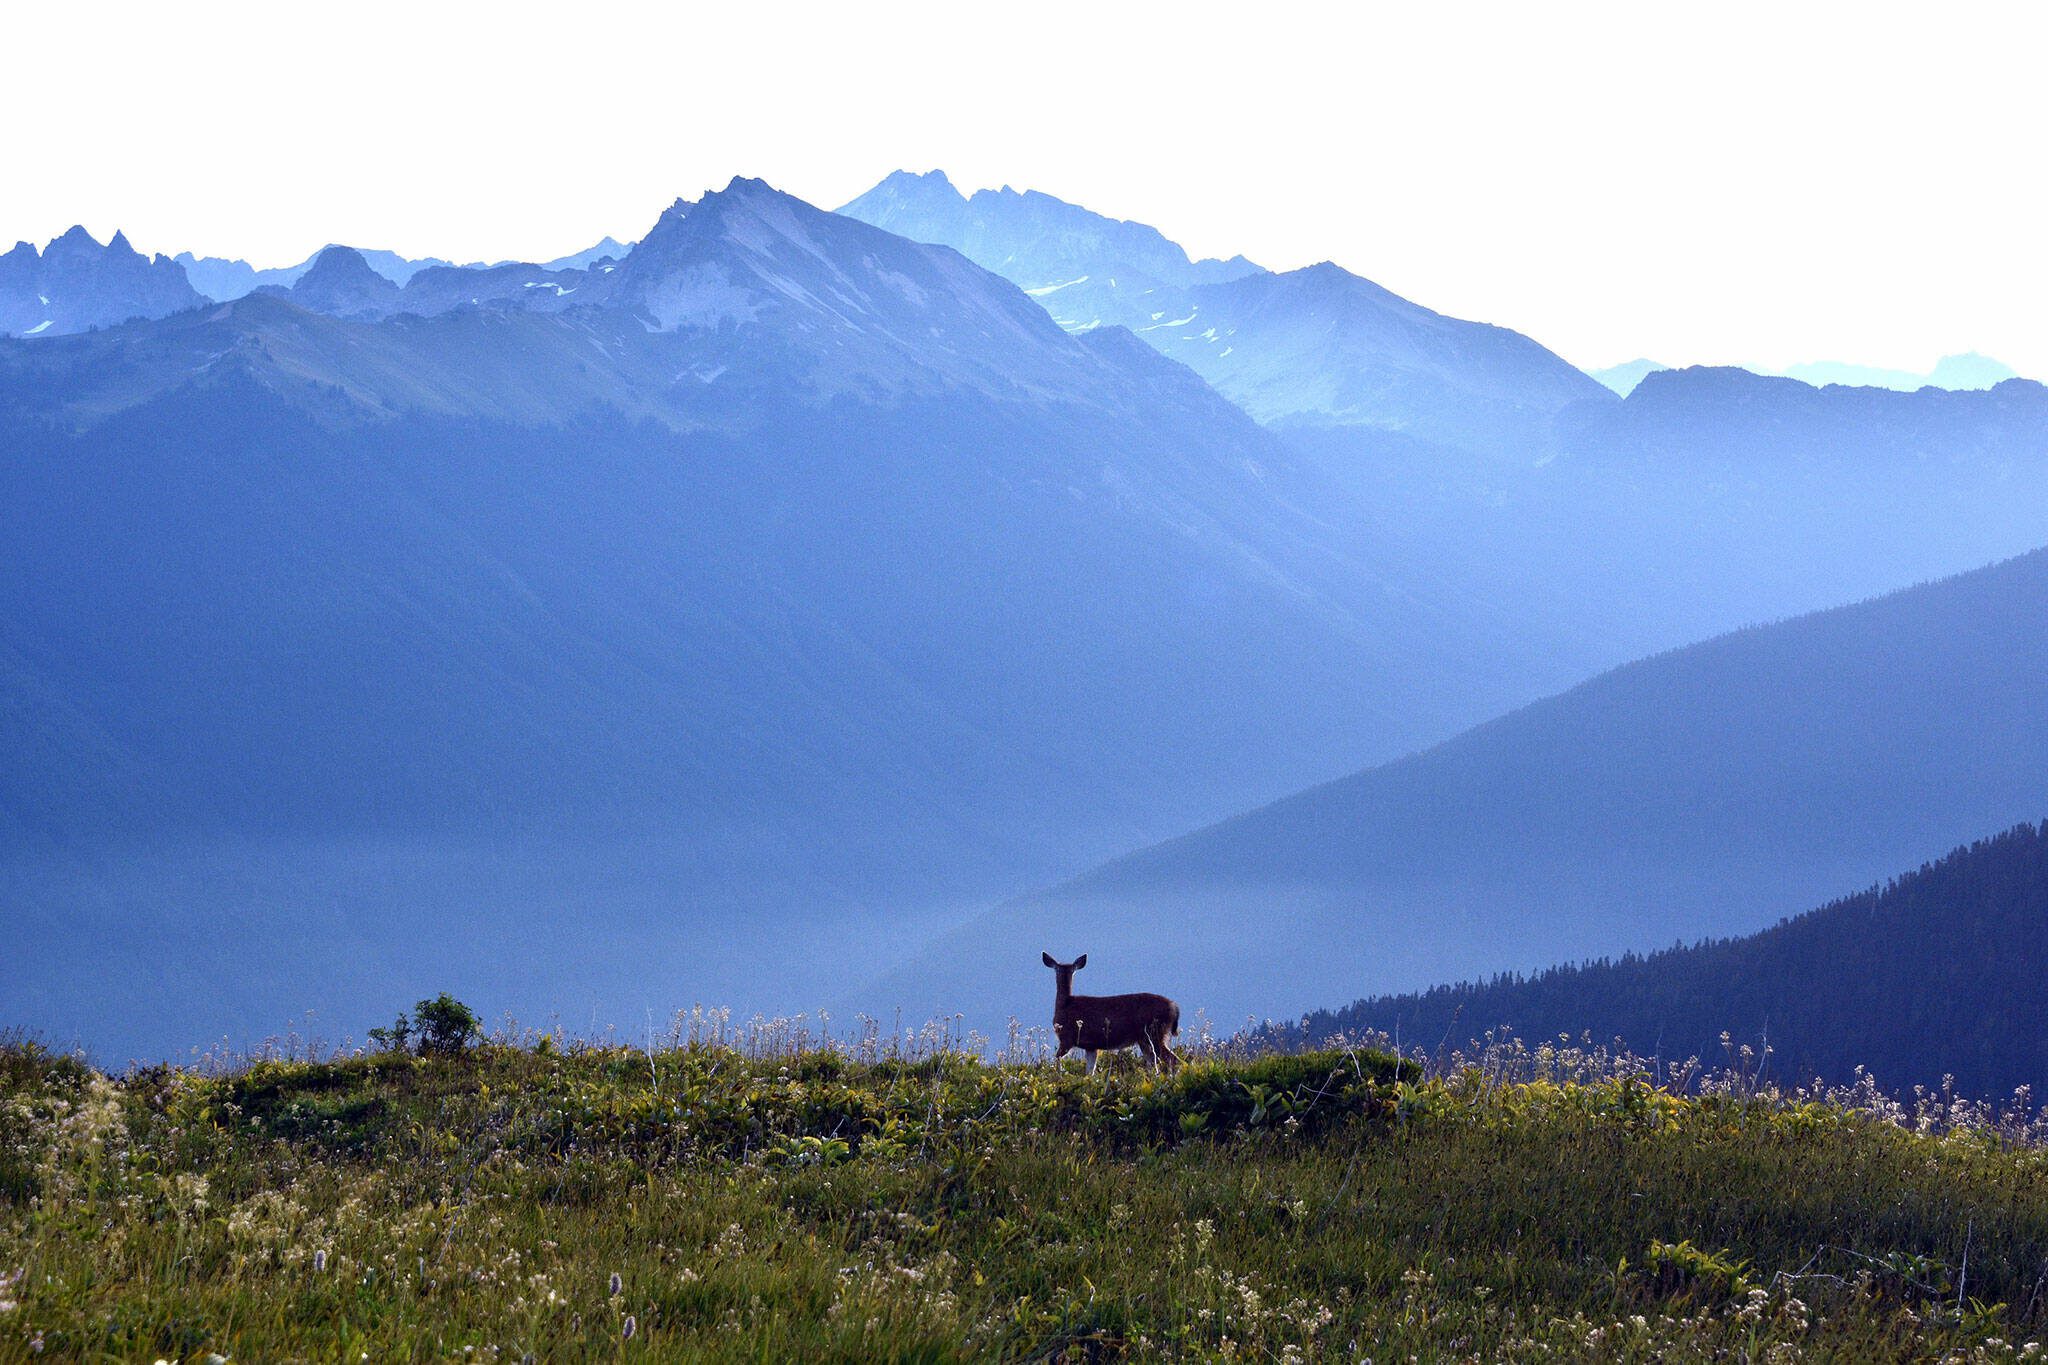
[9,0,2045,374]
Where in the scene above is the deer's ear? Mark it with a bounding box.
[1041,952,1058,968]
[1073,953,1088,970]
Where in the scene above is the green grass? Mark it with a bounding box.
[5,1032,2048,1361]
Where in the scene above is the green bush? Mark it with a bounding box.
[365,993,481,1057]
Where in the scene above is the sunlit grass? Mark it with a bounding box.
[5,1019,2048,1361]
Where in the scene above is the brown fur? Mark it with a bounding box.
[1042,952,1181,1072]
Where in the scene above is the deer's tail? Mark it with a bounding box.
[1167,1001,1181,1039]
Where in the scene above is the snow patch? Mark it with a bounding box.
[22,320,52,335]
[1024,276,1088,297]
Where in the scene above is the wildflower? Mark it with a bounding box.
[313,1250,328,1273]
[29,1332,45,1354]
[622,1316,637,1340]
[609,1271,623,1296]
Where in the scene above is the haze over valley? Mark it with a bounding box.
[5,169,2047,1073]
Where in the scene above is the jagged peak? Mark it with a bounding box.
[879,168,958,193]
[836,169,968,219]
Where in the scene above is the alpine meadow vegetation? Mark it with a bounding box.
[5,1015,2048,1362]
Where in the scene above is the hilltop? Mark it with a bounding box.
[4,1029,2047,1360]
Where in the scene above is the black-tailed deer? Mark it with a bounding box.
[1041,952,1181,1072]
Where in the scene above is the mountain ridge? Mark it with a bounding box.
[837,170,1613,453]
[874,546,2048,1039]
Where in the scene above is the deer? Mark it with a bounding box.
[1041,951,1181,1073]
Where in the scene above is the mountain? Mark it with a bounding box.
[1586,355,2021,400]
[0,177,1608,1062]
[0,227,204,337]
[1928,352,2021,389]
[174,246,467,301]
[1588,357,1668,395]
[839,171,1613,454]
[1278,365,2048,707]
[1280,821,2048,1098]
[838,169,1260,299]
[885,547,2048,1039]
[1780,352,2021,392]
[842,176,2048,689]
[259,245,404,318]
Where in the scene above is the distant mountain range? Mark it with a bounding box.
[6,175,2048,1065]
[1592,353,2021,397]
[178,236,628,302]
[1,229,628,334]
[1,178,1610,1060]
[883,547,2048,1038]
[838,171,1612,455]
[0,227,202,337]
[1782,352,2020,392]
[1278,821,2048,1099]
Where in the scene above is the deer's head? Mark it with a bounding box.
[1041,951,1087,996]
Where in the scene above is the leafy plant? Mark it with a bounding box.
[1643,1237,1754,1301]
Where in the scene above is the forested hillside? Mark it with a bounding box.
[1281,822,2048,1096]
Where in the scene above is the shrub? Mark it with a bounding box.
[364,995,480,1057]
[412,994,482,1056]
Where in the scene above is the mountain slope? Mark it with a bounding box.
[838,171,1612,453]
[0,179,1607,1061]
[886,548,2048,1038]
[1282,821,2048,1098]
[0,227,203,337]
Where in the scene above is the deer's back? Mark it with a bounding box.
[1058,991,1176,1033]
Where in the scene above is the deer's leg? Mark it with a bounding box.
[1152,1024,1181,1072]
[1138,1035,1160,1071]
[1085,1050,1098,1075]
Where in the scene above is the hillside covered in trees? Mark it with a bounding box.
[1281,821,2048,1097]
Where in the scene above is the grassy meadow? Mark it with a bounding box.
[5,1017,2048,1362]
